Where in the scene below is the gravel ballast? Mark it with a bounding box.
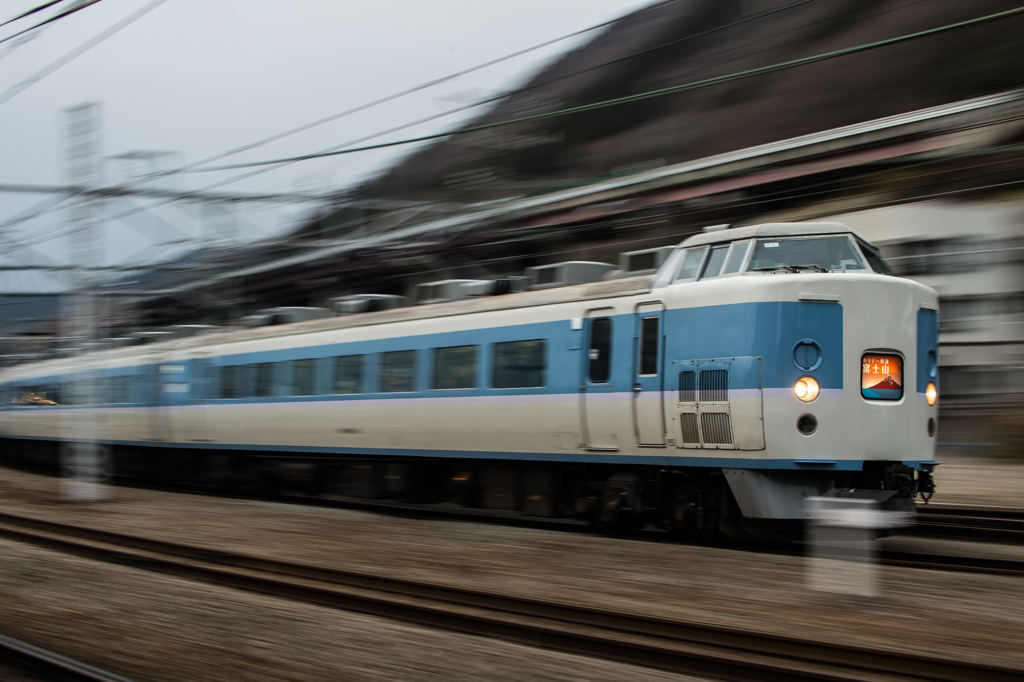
[0,463,1022,679]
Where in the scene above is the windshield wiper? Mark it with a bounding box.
[750,264,829,273]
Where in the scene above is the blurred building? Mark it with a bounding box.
[827,201,1024,410]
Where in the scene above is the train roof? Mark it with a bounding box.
[0,274,659,376]
[680,222,875,248]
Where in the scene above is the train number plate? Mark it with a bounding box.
[862,353,903,400]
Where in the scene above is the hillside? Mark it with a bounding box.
[353,0,1024,205]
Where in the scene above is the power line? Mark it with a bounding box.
[146,0,816,183]
[0,0,817,242]
[60,0,822,237]
[1,0,67,29]
[148,0,682,180]
[0,0,168,108]
[188,6,1024,173]
[0,0,103,46]
[0,0,682,248]
[0,182,334,203]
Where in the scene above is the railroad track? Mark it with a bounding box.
[0,511,1019,682]
[0,632,136,682]
[907,505,1024,543]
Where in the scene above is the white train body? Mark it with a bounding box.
[0,223,939,539]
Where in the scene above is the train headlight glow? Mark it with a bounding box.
[794,376,820,402]
[926,382,937,406]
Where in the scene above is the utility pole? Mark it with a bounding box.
[61,102,109,501]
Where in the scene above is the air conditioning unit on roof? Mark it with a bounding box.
[130,330,175,345]
[414,279,486,305]
[619,246,675,276]
[460,277,528,297]
[525,261,615,290]
[243,307,332,327]
[334,294,410,314]
[165,325,218,339]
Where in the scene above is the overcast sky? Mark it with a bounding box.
[0,0,657,289]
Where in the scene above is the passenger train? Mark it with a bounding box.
[0,222,939,540]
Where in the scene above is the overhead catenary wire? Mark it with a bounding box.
[150,0,815,180]
[0,0,168,108]
[0,0,690,242]
[0,0,821,242]
[0,0,103,46]
[188,6,1024,173]
[148,0,686,179]
[38,0,853,244]
[0,0,68,29]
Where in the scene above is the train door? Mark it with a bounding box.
[581,308,619,450]
[159,359,189,443]
[182,355,211,443]
[633,302,665,446]
[138,358,164,442]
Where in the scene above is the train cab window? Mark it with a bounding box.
[674,247,707,281]
[748,237,865,273]
[857,240,894,275]
[432,345,478,390]
[293,359,318,396]
[381,351,417,393]
[699,246,730,279]
[255,363,274,398]
[493,340,546,389]
[721,240,752,275]
[333,355,365,394]
[588,318,613,383]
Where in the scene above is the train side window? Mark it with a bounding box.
[273,361,293,397]
[432,345,478,390]
[96,377,111,404]
[588,318,613,383]
[639,317,659,375]
[699,246,730,279]
[293,359,318,396]
[721,240,751,275]
[255,363,274,398]
[221,366,239,399]
[206,365,221,399]
[493,340,546,389]
[333,355,365,394]
[381,351,417,393]
[674,247,707,281]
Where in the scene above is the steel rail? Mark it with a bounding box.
[0,632,136,682]
[0,510,1018,682]
[905,506,1024,544]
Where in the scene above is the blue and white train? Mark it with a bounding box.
[0,222,939,540]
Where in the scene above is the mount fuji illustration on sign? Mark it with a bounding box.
[862,355,904,400]
[869,376,902,391]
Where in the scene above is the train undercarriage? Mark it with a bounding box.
[0,438,933,541]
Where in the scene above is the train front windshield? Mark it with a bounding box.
[748,237,865,273]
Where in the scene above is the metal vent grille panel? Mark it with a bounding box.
[678,371,696,402]
[679,413,700,444]
[699,369,728,402]
[700,412,733,445]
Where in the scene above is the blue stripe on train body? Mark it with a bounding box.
[0,300,842,404]
[662,301,842,390]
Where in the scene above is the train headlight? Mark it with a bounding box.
[794,376,820,402]
[926,382,937,406]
